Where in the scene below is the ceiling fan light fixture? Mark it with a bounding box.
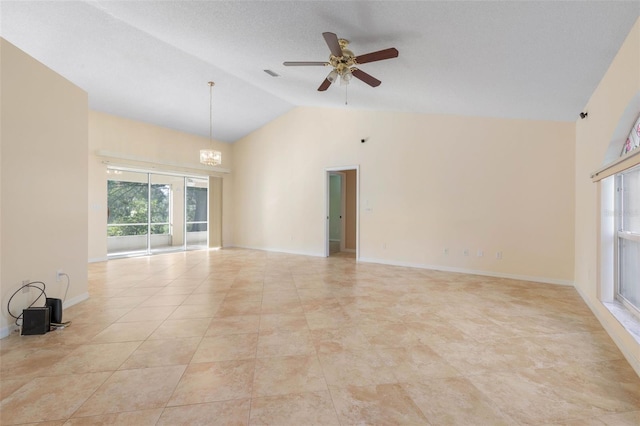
[327,69,339,84]
[200,81,222,167]
[340,68,353,85]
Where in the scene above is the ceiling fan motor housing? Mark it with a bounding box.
[330,39,355,76]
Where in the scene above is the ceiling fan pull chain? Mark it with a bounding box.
[345,84,348,106]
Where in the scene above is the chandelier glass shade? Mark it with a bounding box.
[200,149,222,166]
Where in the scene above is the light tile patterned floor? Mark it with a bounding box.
[1,248,639,425]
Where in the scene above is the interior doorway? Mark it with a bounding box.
[325,166,359,258]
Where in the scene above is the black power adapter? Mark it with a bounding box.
[21,307,50,335]
[46,298,63,324]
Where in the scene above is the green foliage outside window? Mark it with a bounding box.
[107,181,170,236]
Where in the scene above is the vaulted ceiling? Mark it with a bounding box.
[2,1,639,142]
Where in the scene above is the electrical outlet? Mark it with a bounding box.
[477,250,484,257]
[496,251,503,259]
[443,248,449,255]
[56,269,64,282]
[22,279,30,293]
[463,249,469,256]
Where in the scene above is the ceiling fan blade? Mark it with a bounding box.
[317,78,332,91]
[283,61,329,66]
[351,68,381,87]
[355,48,399,65]
[322,32,343,57]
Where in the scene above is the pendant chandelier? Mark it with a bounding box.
[200,81,222,166]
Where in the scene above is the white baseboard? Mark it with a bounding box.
[0,292,90,340]
[357,257,574,286]
[88,257,108,263]
[63,292,90,309]
[230,245,325,258]
[226,247,571,285]
[224,247,572,285]
[0,324,17,339]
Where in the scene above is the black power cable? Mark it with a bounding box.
[6,281,47,327]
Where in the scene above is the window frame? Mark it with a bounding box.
[615,166,640,319]
[106,167,210,256]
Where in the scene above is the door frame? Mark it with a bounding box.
[324,165,359,258]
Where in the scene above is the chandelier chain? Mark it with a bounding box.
[200,81,221,166]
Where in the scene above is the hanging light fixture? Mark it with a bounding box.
[200,81,222,166]
[340,68,352,86]
[326,69,339,84]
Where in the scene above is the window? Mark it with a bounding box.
[107,180,170,236]
[106,169,209,256]
[186,185,208,232]
[617,164,640,315]
[185,179,209,247]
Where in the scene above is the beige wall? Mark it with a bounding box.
[575,19,640,375]
[1,39,88,336]
[88,111,234,261]
[233,107,575,283]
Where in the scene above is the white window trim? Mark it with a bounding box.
[614,168,640,320]
[599,172,640,344]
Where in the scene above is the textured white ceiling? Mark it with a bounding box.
[1,1,639,142]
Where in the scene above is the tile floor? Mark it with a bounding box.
[1,248,639,425]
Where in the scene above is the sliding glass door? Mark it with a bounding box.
[107,170,149,256]
[186,178,209,250]
[149,174,175,253]
[107,169,209,257]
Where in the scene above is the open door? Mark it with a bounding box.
[325,166,359,258]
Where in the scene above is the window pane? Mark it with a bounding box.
[107,179,148,236]
[150,183,170,235]
[107,171,149,256]
[620,238,640,309]
[621,167,640,233]
[186,179,208,249]
[187,186,208,231]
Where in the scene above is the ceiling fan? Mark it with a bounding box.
[283,32,399,91]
